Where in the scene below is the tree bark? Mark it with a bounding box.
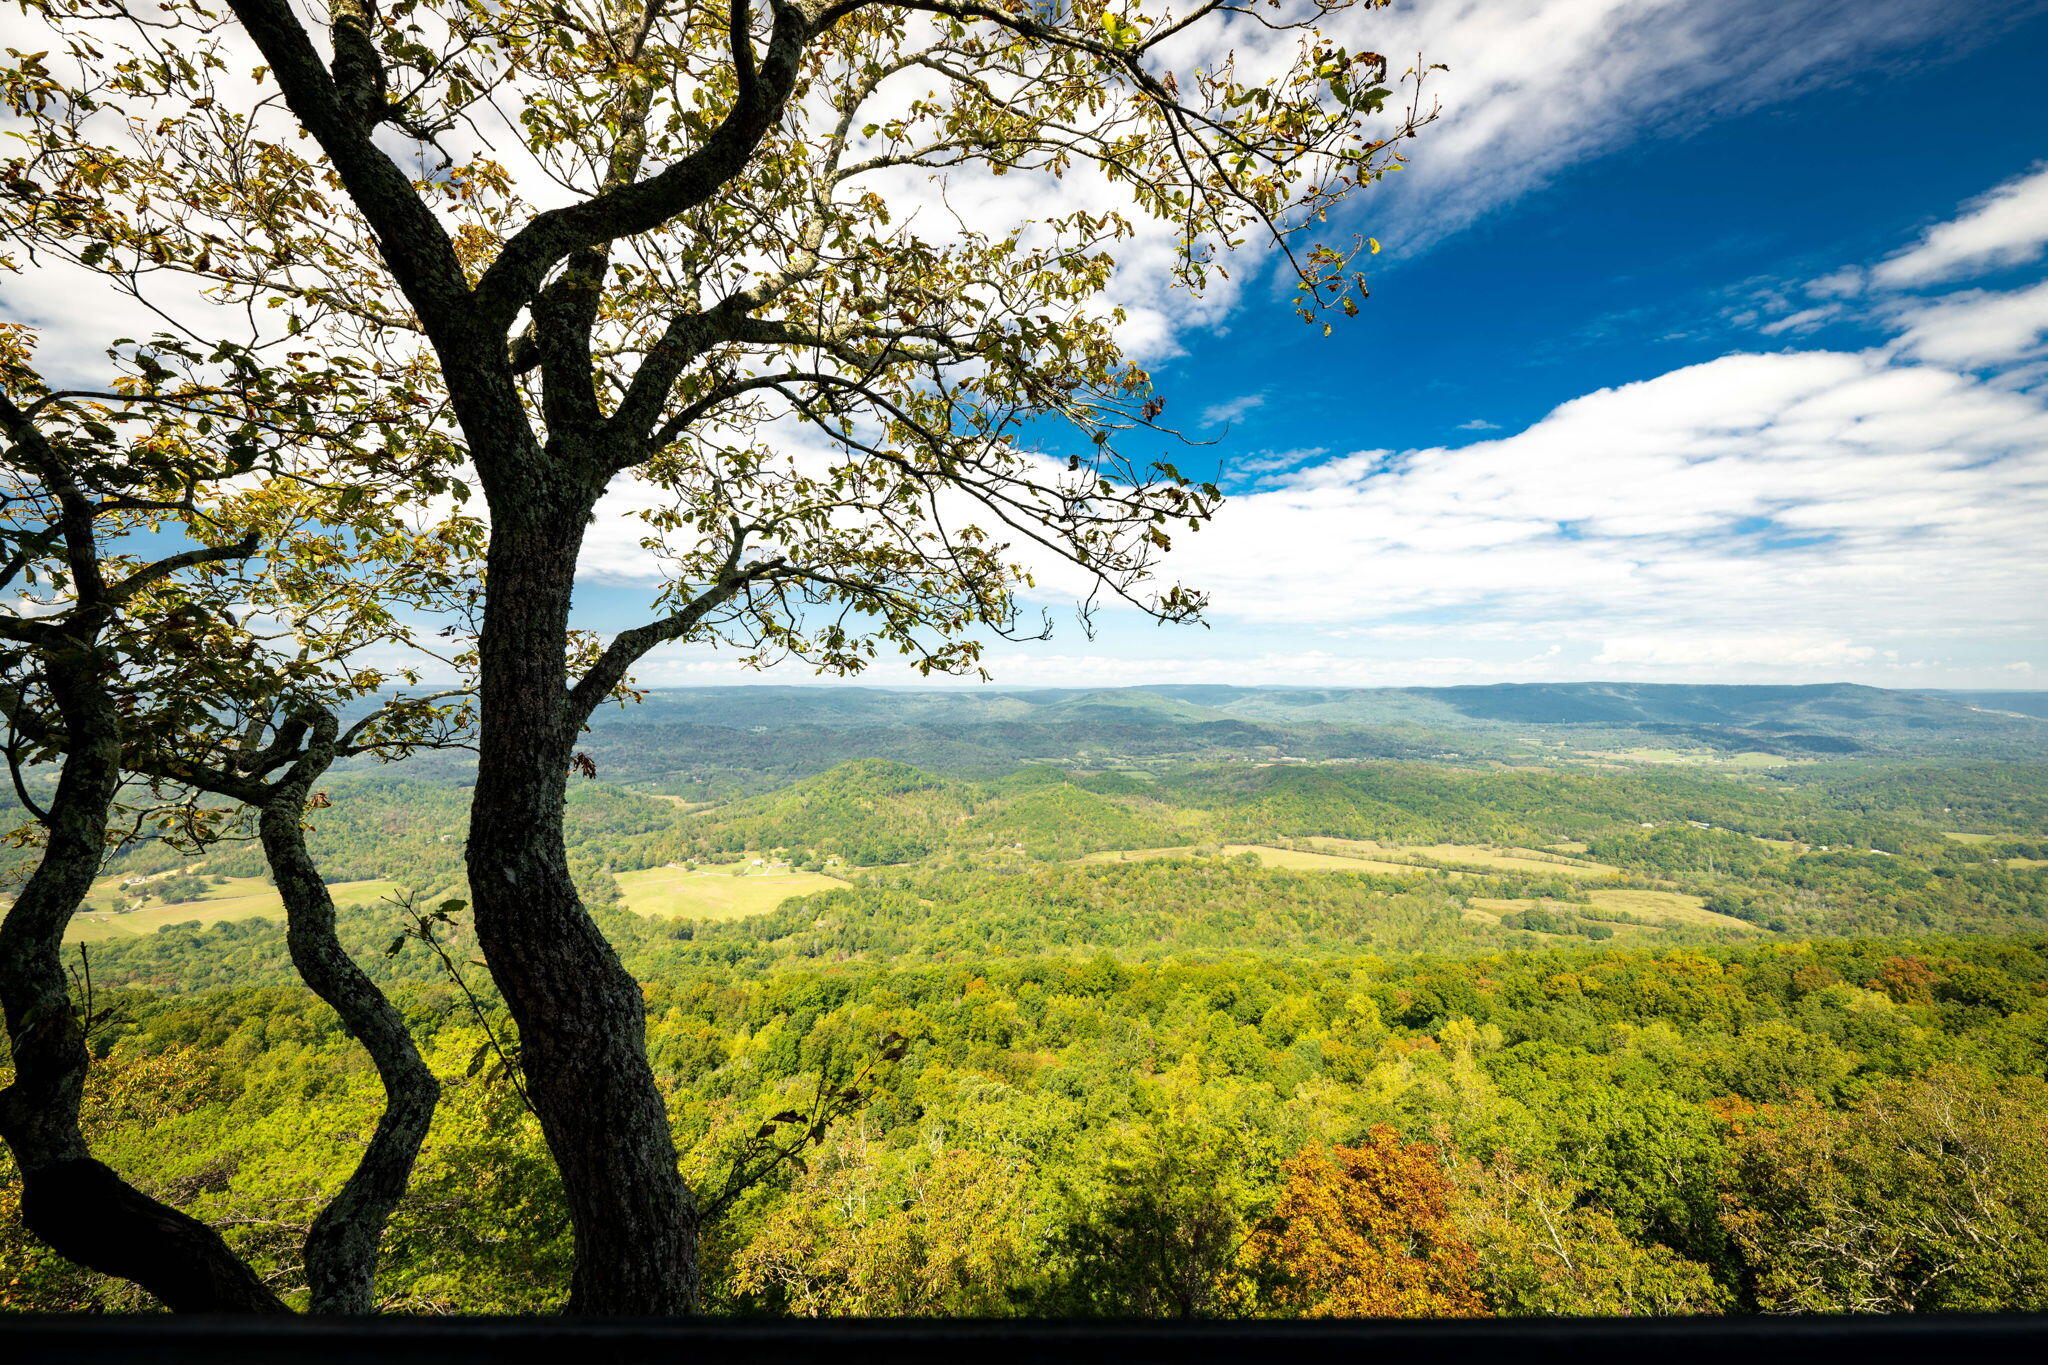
[0,648,287,1313]
[259,717,440,1314]
[463,477,697,1314]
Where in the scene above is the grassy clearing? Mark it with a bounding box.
[1077,840,1620,880]
[1304,837,1619,878]
[1472,889,1752,933]
[1076,844,1442,876]
[1464,897,1616,940]
[1224,844,1423,873]
[1943,831,1998,844]
[1585,887,1753,930]
[616,863,851,920]
[1073,844,1203,863]
[1594,747,1795,769]
[65,878,402,944]
[647,794,721,813]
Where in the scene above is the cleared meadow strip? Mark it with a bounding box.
[615,863,852,921]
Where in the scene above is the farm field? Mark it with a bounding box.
[615,863,851,920]
[1579,747,1799,769]
[1469,888,1752,933]
[1076,840,1631,879]
[1301,837,1620,877]
[64,877,403,944]
[1076,844,1442,875]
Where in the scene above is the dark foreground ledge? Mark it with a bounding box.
[5,1314,2047,1364]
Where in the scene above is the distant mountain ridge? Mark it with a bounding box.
[615,681,2044,735]
[1939,691,2048,721]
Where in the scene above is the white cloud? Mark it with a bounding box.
[1889,279,2048,367]
[1759,305,1843,336]
[1872,162,2048,288]
[1146,350,2048,660]
[609,334,2048,687]
[1806,269,1867,299]
[1350,0,1977,251]
[1455,419,1500,431]
[1594,632,1876,669]
[1200,393,1267,426]
[1750,163,2048,369]
[1230,446,1327,476]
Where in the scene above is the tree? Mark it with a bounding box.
[133,698,470,1311]
[1042,1103,1273,1318]
[0,334,325,1311]
[0,320,478,1309]
[8,0,1433,1309]
[728,1134,1036,1315]
[1455,1153,1727,1316]
[1246,1128,1487,1318]
[1719,1070,2048,1313]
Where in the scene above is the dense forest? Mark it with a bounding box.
[6,932,2044,1316]
[7,693,2047,1316]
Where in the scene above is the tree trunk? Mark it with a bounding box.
[0,649,287,1313]
[260,726,439,1314]
[464,482,697,1314]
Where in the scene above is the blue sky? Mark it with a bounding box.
[8,0,2043,693]
[588,0,2048,692]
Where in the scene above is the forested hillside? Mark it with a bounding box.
[8,933,2044,1316]
[6,686,2047,1316]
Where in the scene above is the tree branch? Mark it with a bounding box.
[566,540,784,720]
[470,0,822,337]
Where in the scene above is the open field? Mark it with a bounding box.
[1076,844,1442,876]
[648,794,721,813]
[65,877,403,944]
[616,863,851,920]
[1944,831,1999,844]
[1586,888,1753,929]
[1462,897,1652,939]
[1077,844,1205,864]
[1471,889,1754,933]
[1076,840,1623,879]
[1224,844,1429,873]
[1582,747,1798,769]
[1302,837,1620,878]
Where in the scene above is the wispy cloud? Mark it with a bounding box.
[1455,419,1500,431]
[1154,349,2048,662]
[1594,632,1878,670]
[1229,446,1327,476]
[1200,393,1267,427]
[1872,162,2048,288]
[1352,0,2016,251]
[1742,160,2048,369]
[1890,279,2048,367]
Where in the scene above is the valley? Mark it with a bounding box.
[6,683,2046,1317]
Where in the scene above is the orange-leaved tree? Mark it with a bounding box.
[1247,1126,1487,1318]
